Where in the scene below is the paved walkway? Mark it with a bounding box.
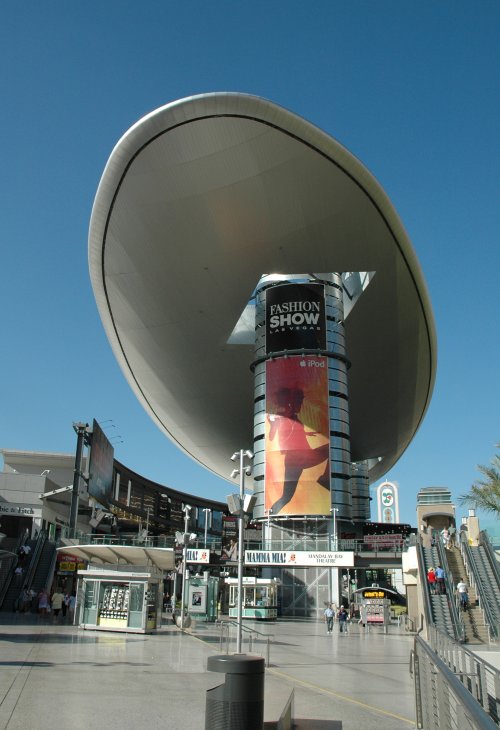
[0,613,422,729]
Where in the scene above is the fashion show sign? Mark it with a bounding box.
[265,282,326,353]
[244,550,354,567]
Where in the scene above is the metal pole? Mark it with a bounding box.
[203,508,210,548]
[180,505,191,630]
[330,507,339,606]
[69,423,87,537]
[237,450,245,654]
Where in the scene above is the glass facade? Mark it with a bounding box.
[109,460,226,544]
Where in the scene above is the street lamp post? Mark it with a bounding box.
[264,508,272,549]
[203,508,211,548]
[230,449,254,654]
[180,504,192,630]
[330,507,339,606]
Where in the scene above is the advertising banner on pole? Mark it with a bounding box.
[265,282,326,354]
[265,355,330,516]
[88,419,114,505]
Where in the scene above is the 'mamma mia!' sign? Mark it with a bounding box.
[186,549,210,564]
[245,550,354,567]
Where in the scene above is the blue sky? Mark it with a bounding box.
[1,2,498,532]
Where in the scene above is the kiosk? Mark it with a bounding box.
[58,541,174,634]
[78,565,162,633]
[226,577,280,620]
[353,584,396,633]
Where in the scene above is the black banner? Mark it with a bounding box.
[88,419,114,505]
[265,283,326,354]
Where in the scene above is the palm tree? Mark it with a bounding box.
[459,445,500,516]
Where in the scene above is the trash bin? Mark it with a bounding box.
[205,654,265,730]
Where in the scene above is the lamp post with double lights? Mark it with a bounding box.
[228,449,254,654]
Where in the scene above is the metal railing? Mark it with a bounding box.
[460,534,499,642]
[436,537,466,643]
[22,530,47,591]
[0,533,25,609]
[411,626,500,728]
[417,537,435,631]
[480,531,500,588]
[215,619,273,667]
[59,531,409,556]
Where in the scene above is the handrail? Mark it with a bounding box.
[0,533,24,609]
[435,537,465,642]
[23,530,47,590]
[461,533,499,641]
[215,619,274,666]
[413,632,499,729]
[44,548,58,593]
[416,536,434,631]
[480,530,500,587]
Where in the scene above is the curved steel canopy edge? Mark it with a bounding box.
[89,92,437,487]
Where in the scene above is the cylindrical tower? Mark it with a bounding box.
[350,460,371,522]
[252,273,352,524]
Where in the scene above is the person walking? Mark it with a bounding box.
[38,590,49,616]
[456,578,469,611]
[435,565,446,595]
[51,589,65,621]
[440,528,450,550]
[67,592,77,624]
[324,604,334,634]
[358,604,368,630]
[427,566,436,594]
[338,606,349,634]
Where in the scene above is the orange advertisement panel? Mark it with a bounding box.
[265,355,330,516]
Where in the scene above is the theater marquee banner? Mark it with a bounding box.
[245,550,354,567]
[265,355,330,517]
[186,549,210,564]
[265,282,326,354]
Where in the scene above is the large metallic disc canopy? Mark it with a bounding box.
[89,93,436,486]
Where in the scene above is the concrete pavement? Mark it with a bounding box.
[0,612,421,729]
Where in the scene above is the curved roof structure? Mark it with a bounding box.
[89,93,437,486]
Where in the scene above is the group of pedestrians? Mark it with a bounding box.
[427,565,470,610]
[426,565,446,594]
[18,587,76,620]
[323,604,350,634]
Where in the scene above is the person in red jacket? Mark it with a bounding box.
[427,567,436,594]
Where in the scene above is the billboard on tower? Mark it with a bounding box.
[87,419,114,505]
[377,481,400,523]
[265,283,326,354]
[265,355,330,517]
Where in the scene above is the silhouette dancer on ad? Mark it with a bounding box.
[268,386,329,515]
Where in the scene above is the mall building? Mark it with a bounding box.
[2,93,437,618]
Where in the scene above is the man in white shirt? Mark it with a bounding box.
[324,604,334,634]
[456,578,469,610]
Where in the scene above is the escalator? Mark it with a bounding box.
[460,530,500,641]
[0,532,56,612]
[417,536,464,642]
